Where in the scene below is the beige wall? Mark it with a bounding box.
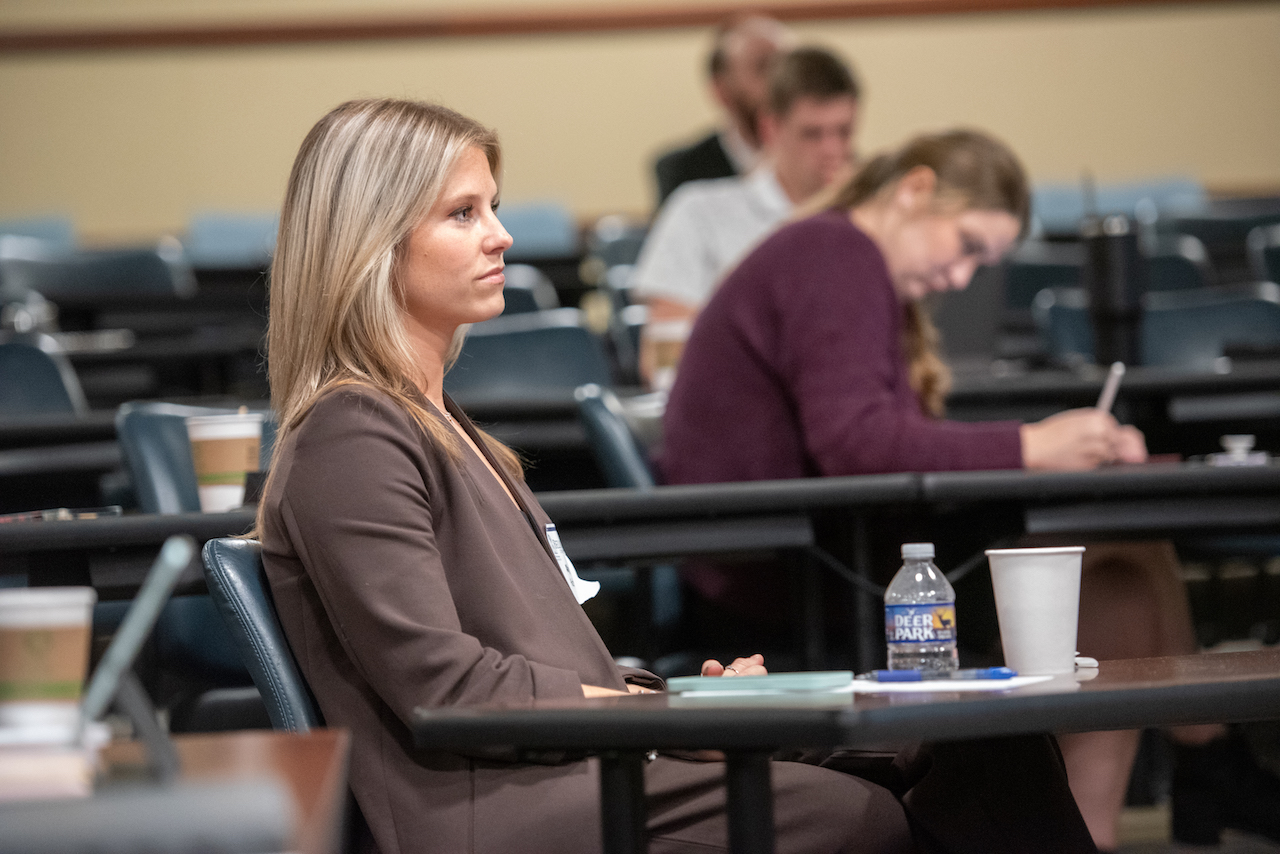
[0,1,1277,245]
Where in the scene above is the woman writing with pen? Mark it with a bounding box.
[660,129,1280,851]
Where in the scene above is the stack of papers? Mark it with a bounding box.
[665,671,1054,706]
[667,672,855,708]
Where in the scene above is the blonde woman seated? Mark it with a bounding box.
[257,99,1098,854]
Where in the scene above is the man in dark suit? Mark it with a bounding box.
[653,14,793,208]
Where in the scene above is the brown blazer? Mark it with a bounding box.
[265,386,1091,854]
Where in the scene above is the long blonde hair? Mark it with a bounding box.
[832,130,1029,416]
[266,99,521,489]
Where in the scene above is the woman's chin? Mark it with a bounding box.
[473,292,507,323]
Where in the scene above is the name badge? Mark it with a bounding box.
[545,524,600,605]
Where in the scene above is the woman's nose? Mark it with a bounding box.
[947,258,980,290]
[488,216,514,254]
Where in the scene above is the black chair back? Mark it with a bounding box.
[574,384,654,489]
[445,308,612,402]
[1249,224,1280,283]
[115,401,276,515]
[201,538,322,732]
[1033,282,1280,369]
[114,402,278,730]
[0,244,196,308]
[0,335,87,415]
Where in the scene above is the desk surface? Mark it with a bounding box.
[414,649,1280,754]
[0,509,254,554]
[922,460,1280,503]
[0,411,117,449]
[5,460,1278,569]
[948,359,1280,404]
[540,461,1280,524]
[102,728,350,854]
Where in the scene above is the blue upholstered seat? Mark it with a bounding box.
[444,308,612,402]
[114,400,277,730]
[201,538,322,732]
[573,384,654,490]
[0,335,87,416]
[1033,282,1280,369]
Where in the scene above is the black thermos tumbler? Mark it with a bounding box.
[1082,214,1146,365]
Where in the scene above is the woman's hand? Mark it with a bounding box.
[582,683,659,697]
[700,654,767,677]
[1020,409,1148,471]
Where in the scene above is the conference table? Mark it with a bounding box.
[413,648,1280,854]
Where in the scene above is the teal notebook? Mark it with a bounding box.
[666,671,854,694]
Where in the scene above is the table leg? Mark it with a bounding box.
[599,750,648,854]
[726,751,775,854]
[851,515,880,673]
[800,552,825,670]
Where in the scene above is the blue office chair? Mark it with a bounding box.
[1002,241,1084,311]
[1144,234,1216,291]
[0,216,76,252]
[586,215,648,272]
[1248,224,1280,283]
[1167,202,1280,262]
[498,201,579,261]
[0,335,87,415]
[184,212,278,269]
[574,384,654,489]
[573,384,683,658]
[115,401,276,515]
[444,309,612,402]
[1033,282,1280,369]
[1030,177,1207,236]
[201,538,322,732]
[0,241,196,307]
[114,400,277,731]
[1005,236,1214,313]
[501,264,560,315]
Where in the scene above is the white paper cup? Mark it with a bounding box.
[186,413,264,513]
[645,318,692,393]
[0,587,97,729]
[985,546,1085,676]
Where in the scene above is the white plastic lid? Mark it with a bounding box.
[901,542,934,559]
[0,586,97,628]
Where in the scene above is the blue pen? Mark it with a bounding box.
[860,667,1017,682]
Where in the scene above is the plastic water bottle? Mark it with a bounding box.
[884,542,958,672]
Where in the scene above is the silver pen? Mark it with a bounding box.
[1095,361,1125,413]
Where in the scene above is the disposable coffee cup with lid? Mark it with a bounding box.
[186,412,264,513]
[0,586,97,731]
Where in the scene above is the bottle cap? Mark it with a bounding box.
[901,542,934,559]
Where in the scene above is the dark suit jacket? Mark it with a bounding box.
[654,131,737,209]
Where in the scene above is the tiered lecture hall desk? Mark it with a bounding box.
[414,649,1280,854]
[6,460,1280,666]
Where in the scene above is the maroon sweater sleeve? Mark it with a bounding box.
[762,214,1023,475]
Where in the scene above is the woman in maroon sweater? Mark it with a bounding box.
[661,130,1273,852]
[660,131,1141,484]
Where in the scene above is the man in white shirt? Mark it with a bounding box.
[652,14,795,207]
[632,46,862,388]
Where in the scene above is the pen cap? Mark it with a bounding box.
[901,542,934,560]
